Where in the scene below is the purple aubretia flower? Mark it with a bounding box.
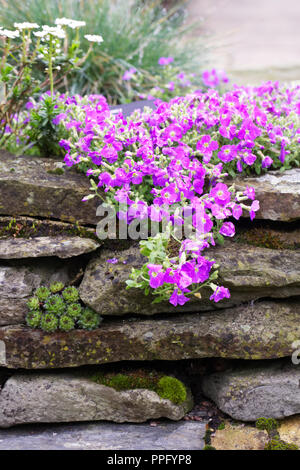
[122,68,136,81]
[107,258,118,264]
[219,221,235,237]
[210,286,230,302]
[158,57,174,66]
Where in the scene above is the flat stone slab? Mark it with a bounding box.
[0,420,206,450]
[79,242,300,315]
[0,300,298,368]
[0,152,298,226]
[0,371,192,428]
[0,261,73,326]
[234,169,300,222]
[0,151,99,225]
[202,360,300,421]
[211,422,268,450]
[0,236,100,259]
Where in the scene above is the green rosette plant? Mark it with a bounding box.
[44,294,66,316]
[35,286,51,302]
[66,302,82,319]
[59,314,75,332]
[50,282,65,293]
[27,296,40,310]
[62,286,80,303]
[25,285,102,333]
[26,310,42,328]
[40,312,59,332]
[77,307,102,331]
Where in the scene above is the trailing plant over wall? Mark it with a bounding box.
[49,81,299,307]
[26,284,102,332]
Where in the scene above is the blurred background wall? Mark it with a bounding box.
[187,0,300,84]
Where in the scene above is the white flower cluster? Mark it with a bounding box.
[14,22,39,30]
[55,18,86,29]
[84,34,103,44]
[34,25,66,40]
[0,28,20,39]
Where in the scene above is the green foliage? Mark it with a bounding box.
[0,0,207,103]
[256,417,279,434]
[264,437,298,451]
[44,294,65,316]
[26,309,42,328]
[77,307,102,331]
[40,312,59,332]
[157,376,187,404]
[62,286,80,303]
[26,94,67,157]
[50,282,65,293]
[91,370,187,405]
[59,314,75,332]
[217,422,226,431]
[35,286,50,302]
[203,445,216,450]
[26,285,102,333]
[27,296,40,310]
[66,303,82,319]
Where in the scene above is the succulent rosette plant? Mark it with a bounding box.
[26,284,102,332]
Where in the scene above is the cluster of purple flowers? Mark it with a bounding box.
[51,80,299,306]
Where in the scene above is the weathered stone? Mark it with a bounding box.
[278,416,300,447]
[0,261,73,326]
[79,242,300,315]
[0,151,99,225]
[0,236,100,259]
[0,371,192,428]
[202,360,300,421]
[234,169,300,222]
[0,300,299,369]
[0,421,207,450]
[211,422,268,450]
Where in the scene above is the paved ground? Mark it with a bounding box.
[188,0,300,83]
[0,420,207,450]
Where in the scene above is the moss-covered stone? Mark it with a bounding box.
[91,370,187,405]
[264,437,299,450]
[0,300,299,369]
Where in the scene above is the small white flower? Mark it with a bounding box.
[41,25,65,39]
[33,30,48,38]
[0,29,19,38]
[84,34,103,44]
[0,29,20,39]
[14,22,39,30]
[55,18,86,29]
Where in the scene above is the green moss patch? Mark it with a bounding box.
[235,227,299,250]
[90,370,187,405]
[0,217,98,240]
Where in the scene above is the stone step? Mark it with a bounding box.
[79,242,300,316]
[201,359,300,422]
[0,151,99,225]
[0,420,206,450]
[0,152,299,225]
[0,300,298,368]
[0,371,192,428]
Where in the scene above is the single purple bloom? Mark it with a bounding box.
[219,221,235,237]
[107,258,118,264]
[158,57,174,66]
[210,286,230,302]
